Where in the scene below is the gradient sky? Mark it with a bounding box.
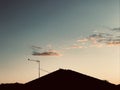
[0,0,120,84]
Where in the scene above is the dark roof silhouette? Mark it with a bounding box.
[24,69,116,90]
[0,69,119,90]
[0,83,23,90]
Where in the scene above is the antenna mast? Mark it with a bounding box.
[28,59,40,78]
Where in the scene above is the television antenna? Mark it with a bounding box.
[28,59,40,78]
[28,59,49,78]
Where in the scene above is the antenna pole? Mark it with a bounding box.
[38,60,40,77]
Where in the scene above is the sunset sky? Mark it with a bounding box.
[0,0,120,84]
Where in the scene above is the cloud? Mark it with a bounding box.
[32,51,61,56]
[87,32,120,46]
[32,45,42,49]
[31,45,62,56]
[111,27,120,31]
[77,38,88,43]
[88,33,110,43]
[75,27,120,48]
[106,39,120,46]
[71,44,85,49]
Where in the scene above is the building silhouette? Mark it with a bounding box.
[0,69,119,90]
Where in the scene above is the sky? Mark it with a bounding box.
[0,0,120,84]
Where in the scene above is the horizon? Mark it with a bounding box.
[0,68,119,85]
[0,0,120,84]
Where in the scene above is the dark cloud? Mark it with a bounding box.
[88,33,112,43]
[31,45,62,56]
[106,39,120,46]
[111,27,120,31]
[32,51,61,56]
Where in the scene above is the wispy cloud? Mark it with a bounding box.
[32,45,42,49]
[88,33,111,44]
[88,33,119,46]
[77,38,88,43]
[74,27,120,48]
[70,44,85,49]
